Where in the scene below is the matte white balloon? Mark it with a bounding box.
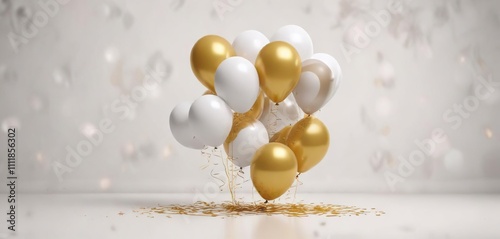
[232,30,269,63]
[188,95,233,147]
[293,59,333,114]
[311,53,342,97]
[215,57,260,113]
[169,102,204,149]
[259,94,302,138]
[226,120,269,168]
[271,25,313,60]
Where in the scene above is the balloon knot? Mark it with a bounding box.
[214,146,218,150]
[296,173,301,179]
[264,200,268,204]
[275,103,279,106]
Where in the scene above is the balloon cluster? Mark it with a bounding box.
[170,25,342,201]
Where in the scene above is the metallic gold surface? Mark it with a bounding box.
[286,116,329,173]
[269,125,292,144]
[190,35,235,92]
[255,41,301,103]
[251,143,297,200]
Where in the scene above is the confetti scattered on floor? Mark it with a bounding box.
[133,201,385,218]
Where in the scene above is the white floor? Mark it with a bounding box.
[1,193,499,239]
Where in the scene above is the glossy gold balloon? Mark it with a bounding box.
[224,114,254,154]
[191,35,235,92]
[269,125,291,144]
[235,91,264,120]
[202,90,215,95]
[251,143,297,200]
[255,41,301,103]
[286,116,329,173]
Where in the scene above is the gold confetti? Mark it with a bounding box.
[133,201,384,218]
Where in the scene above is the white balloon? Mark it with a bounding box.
[169,102,204,149]
[215,57,260,113]
[271,25,313,60]
[188,95,233,147]
[311,53,342,97]
[226,120,269,168]
[259,94,302,138]
[293,59,333,114]
[232,30,269,63]
[293,71,320,110]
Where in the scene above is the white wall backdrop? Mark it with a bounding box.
[0,0,499,193]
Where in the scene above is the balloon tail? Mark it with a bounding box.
[237,170,245,179]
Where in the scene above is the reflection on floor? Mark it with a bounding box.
[1,193,499,239]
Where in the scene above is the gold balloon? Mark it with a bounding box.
[251,143,297,200]
[190,35,235,92]
[269,125,291,144]
[202,90,215,95]
[286,116,329,173]
[235,91,264,120]
[224,114,254,155]
[255,41,301,103]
